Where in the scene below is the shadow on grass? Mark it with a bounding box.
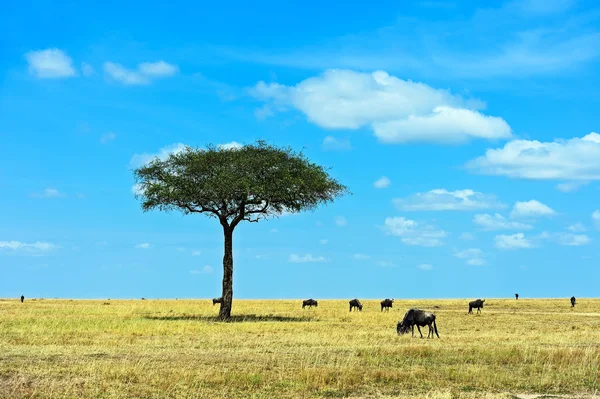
[143,314,318,323]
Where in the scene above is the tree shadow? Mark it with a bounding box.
[142,314,318,323]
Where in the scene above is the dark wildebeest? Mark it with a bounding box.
[571,296,576,307]
[515,293,519,300]
[468,299,485,314]
[302,299,318,309]
[397,308,439,339]
[213,297,223,306]
[349,299,363,312]
[381,298,394,311]
[20,295,24,303]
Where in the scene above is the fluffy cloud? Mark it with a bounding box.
[0,241,58,254]
[25,48,76,78]
[130,143,187,168]
[289,254,327,263]
[31,188,67,199]
[100,132,117,144]
[467,133,600,180]
[393,189,503,211]
[473,213,533,230]
[103,60,179,85]
[568,223,586,233]
[510,200,556,219]
[382,217,446,247]
[558,233,591,246]
[453,248,487,266]
[593,210,600,228]
[190,265,213,274]
[322,136,351,151]
[494,233,532,249]
[373,176,391,189]
[556,181,588,193]
[250,69,511,144]
[417,263,433,271]
[335,216,348,227]
[135,243,151,249]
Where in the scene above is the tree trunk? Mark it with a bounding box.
[219,226,234,319]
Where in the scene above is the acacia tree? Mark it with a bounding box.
[133,140,348,319]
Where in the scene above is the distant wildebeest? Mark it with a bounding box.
[397,308,439,339]
[141,298,146,300]
[349,299,363,312]
[571,296,576,307]
[468,299,485,314]
[302,299,318,309]
[381,298,394,311]
[515,293,519,300]
[20,295,24,303]
[213,297,223,306]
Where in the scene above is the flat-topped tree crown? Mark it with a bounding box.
[133,140,348,319]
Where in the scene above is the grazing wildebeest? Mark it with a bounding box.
[571,296,576,307]
[468,299,485,314]
[20,295,24,303]
[349,299,363,312]
[515,293,519,300]
[397,308,439,339]
[213,297,223,306]
[302,299,318,309]
[381,298,394,311]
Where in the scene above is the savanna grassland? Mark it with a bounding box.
[1,298,599,399]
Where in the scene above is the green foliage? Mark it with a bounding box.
[133,140,349,228]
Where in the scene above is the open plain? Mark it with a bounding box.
[1,298,599,399]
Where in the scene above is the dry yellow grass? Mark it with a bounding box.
[1,298,599,398]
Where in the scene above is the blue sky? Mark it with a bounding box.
[1,0,600,300]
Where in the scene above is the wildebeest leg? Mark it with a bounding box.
[477,307,481,314]
[411,324,415,338]
[468,306,472,314]
[417,325,423,338]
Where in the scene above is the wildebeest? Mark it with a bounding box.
[468,299,485,314]
[515,293,519,300]
[397,308,439,339]
[571,296,576,307]
[20,295,24,303]
[213,297,223,306]
[302,299,318,309]
[349,299,363,312]
[381,298,394,311]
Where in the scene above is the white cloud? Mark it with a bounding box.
[289,254,327,263]
[32,188,67,199]
[137,61,179,77]
[103,60,178,85]
[319,239,328,245]
[494,233,533,249]
[568,223,586,233]
[417,263,433,271]
[100,132,116,144]
[25,48,76,79]
[558,233,591,246]
[322,136,351,151]
[382,217,446,247]
[250,69,511,144]
[467,133,600,180]
[81,62,95,77]
[135,243,151,249]
[190,265,213,274]
[459,232,474,240]
[453,248,487,266]
[130,143,187,168]
[556,181,588,193]
[510,200,556,219]
[473,213,533,231]
[467,258,487,266]
[393,189,503,211]
[373,176,391,189]
[592,210,600,228]
[0,241,58,254]
[217,141,242,150]
[335,216,348,227]
[353,253,370,260]
[191,250,201,256]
